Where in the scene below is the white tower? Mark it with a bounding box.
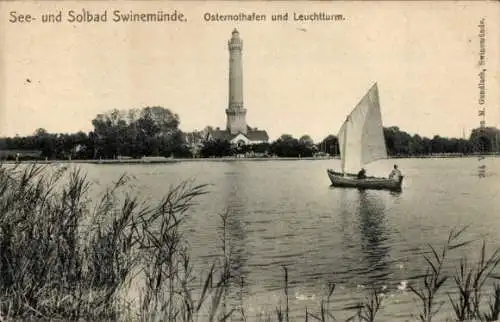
[226,29,247,135]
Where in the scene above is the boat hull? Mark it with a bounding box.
[327,169,403,192]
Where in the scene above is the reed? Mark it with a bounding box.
[0,163,231,321]
[406,227,471,322]
[347,287,383,322]
[447,240,500,321]
[306,282,337,321]
[407,226,500,322]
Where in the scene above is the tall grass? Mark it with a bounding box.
[0,164,229,321]
[406,227,500,322]
[0,163,499,321]
[407,227,472,322]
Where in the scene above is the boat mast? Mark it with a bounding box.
[341,115,348,175]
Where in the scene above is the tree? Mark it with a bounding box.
[299,134,314,148]
[90,106,184,159]
[268,134,314,157]
[318,135,339,155]
[469,127,500,153]
[91,109,129,158]
[34,128,48,137]
[33,128,56,159]
[137,106,179,137]
[200,139,233,157]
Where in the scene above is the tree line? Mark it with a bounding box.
[0,107,191,160]
[320,126,500,157]
[0,106,499,160]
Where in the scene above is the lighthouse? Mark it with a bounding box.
[202,29,269,146]
[226,28,247,135]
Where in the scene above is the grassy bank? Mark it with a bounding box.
[1,157,335,165]
[0,164,499,321]
[2,153,500,165]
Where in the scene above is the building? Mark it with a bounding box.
[206,29,269,146]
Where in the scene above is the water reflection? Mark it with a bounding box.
[337,189,391,289]
[223,185,248,282]
[338,189,358,280]
[357,191,391,287]
[478,164,486,178]
[220,164,251,310]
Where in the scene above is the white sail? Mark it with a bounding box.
[338,83,387,174]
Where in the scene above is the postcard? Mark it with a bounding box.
[0,1,499,321]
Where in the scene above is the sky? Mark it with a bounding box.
[1,1,499,142]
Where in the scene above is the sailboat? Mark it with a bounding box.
[327,83,404,192]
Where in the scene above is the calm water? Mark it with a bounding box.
[64,158,500,320]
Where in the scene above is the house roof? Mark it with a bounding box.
[208,126,269,142]
[210,129,233,141]
[246,130,269,141]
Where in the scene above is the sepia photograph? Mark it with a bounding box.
[0,1,499,321]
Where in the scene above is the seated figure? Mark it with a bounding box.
[389,164,402,181]
[357,168,367,179]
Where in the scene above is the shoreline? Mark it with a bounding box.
[1,153,499,165]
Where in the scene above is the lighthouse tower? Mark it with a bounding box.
[226,29,247,135]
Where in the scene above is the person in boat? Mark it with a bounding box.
[357,168,367,179]
[389,164,402,181]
